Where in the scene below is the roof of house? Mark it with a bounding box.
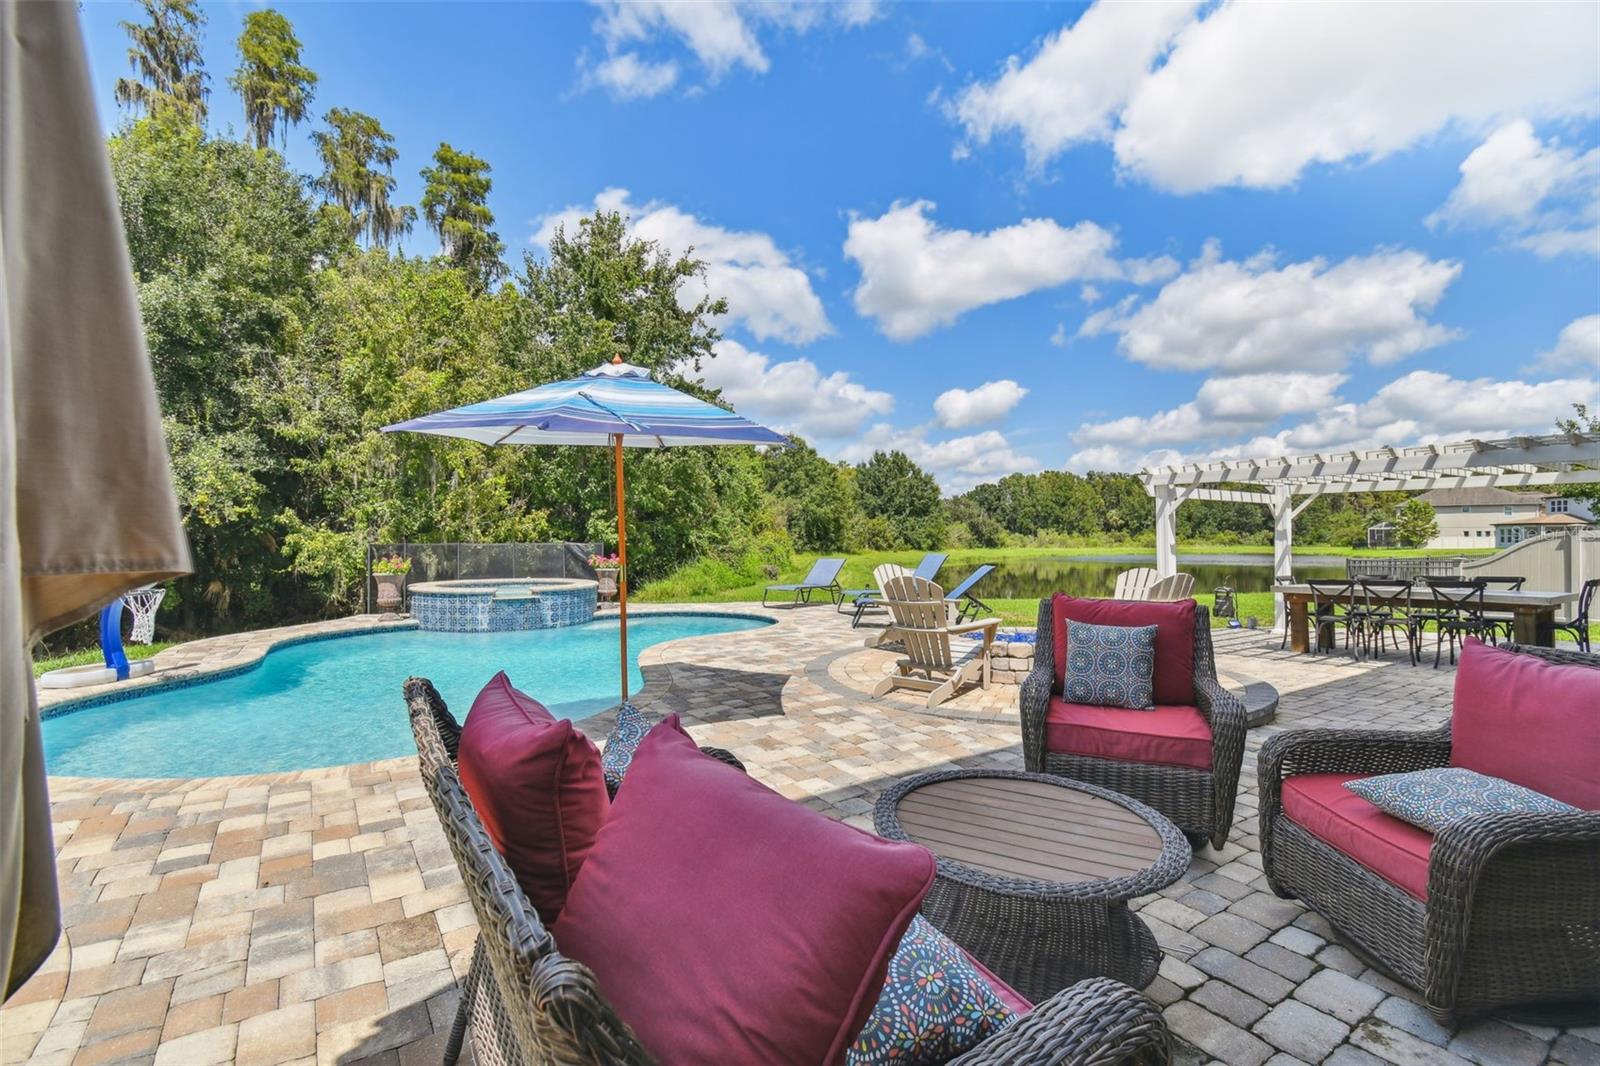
[1415,487,1541,507]
[1490,513,1592,526]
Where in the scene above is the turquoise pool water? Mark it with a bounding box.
[42,614,769,779]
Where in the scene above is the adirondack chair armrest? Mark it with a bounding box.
[947,617,1001,637]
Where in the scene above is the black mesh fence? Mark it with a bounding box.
[365,542,603,612]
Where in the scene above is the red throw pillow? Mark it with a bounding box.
[456,671,609,924]
[554,716,935,1065]
[1052,594,1196,707]
[1450,639,1600,809]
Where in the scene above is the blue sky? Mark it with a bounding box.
[78,1,1600,491]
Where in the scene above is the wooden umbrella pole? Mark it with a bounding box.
[613,433,629,704]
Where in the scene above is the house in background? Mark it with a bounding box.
[1492,511,1592,548]
[1543,493,1597,523]
[1413,487,1543,548]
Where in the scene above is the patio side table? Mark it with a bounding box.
[874,768,1190,1002]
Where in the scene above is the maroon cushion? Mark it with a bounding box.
[456,672,609,924]
[960,946,1031,1016]
[1450,639,1600,809]
[1046,698,1213,770]
[554,716,935,1065]
[1052,594,1196,706]
[1282,772,1433,901]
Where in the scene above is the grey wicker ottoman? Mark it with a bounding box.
[874,768,1191,1002]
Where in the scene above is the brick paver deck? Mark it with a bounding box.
[5,605,1596,1066]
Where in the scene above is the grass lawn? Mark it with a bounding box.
[33,642,175,678]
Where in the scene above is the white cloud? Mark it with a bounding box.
[1080,243,1462,372]
[933,380,1028,428]
[586,0,879,96]
[1428,120,1600,258]
[1529,314,1600,374]
[695,339,892,441]
[588,53,679,99]
[843,199,1177,340]
[535,189,831,345]
[1067,370,1597,472]
[953,1,1199,168]
[1075,372,1346,447]
[837,424,1040,493]
[953,1,1600,193]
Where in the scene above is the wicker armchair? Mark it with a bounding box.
[1021,601,1248,849]
[1259,644,1600,1025]
[404,677,1171,1066]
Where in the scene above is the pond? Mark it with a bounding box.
[957,554,1349,600]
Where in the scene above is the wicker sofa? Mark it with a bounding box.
[404,677,1171,1066]
[1259,643,1600,1025]
[1021,599,1248,849]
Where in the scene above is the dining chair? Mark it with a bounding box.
[1306,580,1358,656]
[1553,577,1597,652]
[1357,578,1416,664]
[1421,577,1491,668]
[1477,575,1526,644]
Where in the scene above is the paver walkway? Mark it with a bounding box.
[5,605,1596,1066]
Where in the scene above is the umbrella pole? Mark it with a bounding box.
[613,433,629,705]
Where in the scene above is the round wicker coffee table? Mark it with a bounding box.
[874,768,1191,1002]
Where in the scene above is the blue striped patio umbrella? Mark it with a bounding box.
[382,356,788,703]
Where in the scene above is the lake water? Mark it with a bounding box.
[954,554,1348,600]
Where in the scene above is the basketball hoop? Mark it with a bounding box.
[124,585,166,644]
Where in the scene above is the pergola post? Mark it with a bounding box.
[1272,488,1293,633]
[1154,486,1178,578]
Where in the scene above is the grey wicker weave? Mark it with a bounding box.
[1021,601,1249,849]
[404,677,1173,1065]
[875,769,1190,1003]
[1259,644,1600,1026]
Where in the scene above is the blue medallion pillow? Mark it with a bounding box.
[600,702,656,794]
[1063,620,1158,710]
[847,915,1017,1065]
[1345,767,1578,834]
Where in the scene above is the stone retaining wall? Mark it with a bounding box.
[983,627,1037,685]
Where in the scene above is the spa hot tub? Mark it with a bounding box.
[407,578,598,632]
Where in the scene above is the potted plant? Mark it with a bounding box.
[589,552,622,603]
[372,554,412,615]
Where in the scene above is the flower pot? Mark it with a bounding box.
[594,568,620,603]
[374,573,407,614]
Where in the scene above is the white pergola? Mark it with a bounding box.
[1139,432,1600,628]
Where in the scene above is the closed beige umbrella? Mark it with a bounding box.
[1,1,190,998]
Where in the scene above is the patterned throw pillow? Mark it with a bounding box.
[1345,767,1578,834]
[1063,620,1158,710]
[600,702,656,794]
[847,915,1016,1065]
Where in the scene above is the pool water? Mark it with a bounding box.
[42,614,769,779]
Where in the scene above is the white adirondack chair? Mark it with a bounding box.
[870,575,1000,708]
[861,563,910,647]
[1147,573,1196,601]
[1113,567,1160,600]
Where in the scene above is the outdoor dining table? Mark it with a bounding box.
[1277,583,1578,653]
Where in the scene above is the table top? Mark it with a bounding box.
[1276,583,1576,607]
[874,769,1189,893]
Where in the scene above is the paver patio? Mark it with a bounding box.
[5,605,1597,1066]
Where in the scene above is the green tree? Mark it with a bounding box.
[115,0,209,124]
[1556,403,1600,511]
[229,9,317,150]
[420,143,505,287]
[764,439,855,551]
[1395,498,1440,548]
[312,109,416,247]
[854,451,944,550]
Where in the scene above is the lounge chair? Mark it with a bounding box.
[1113,567,1160,599]
[761,557,845,607]
[1146,572,1195,601]
[944,563,996,622]
[871,575,1000,708]
[844,551,947,625]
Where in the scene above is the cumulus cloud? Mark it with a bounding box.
[933,380,1028,429]
[695,339,892,441]
[844,199,1177,340]
[837,424,1040,493]
[1067,370,1597,473]
[1529,314,1600,374]
[535,189,831,345]
[1075,372,1347,447]
[586,0,879,97]
[1428,120,1600,258]
[1079,243,1462,372]
[953,1,1600,193]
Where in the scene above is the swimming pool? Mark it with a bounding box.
[42,613,770,779]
